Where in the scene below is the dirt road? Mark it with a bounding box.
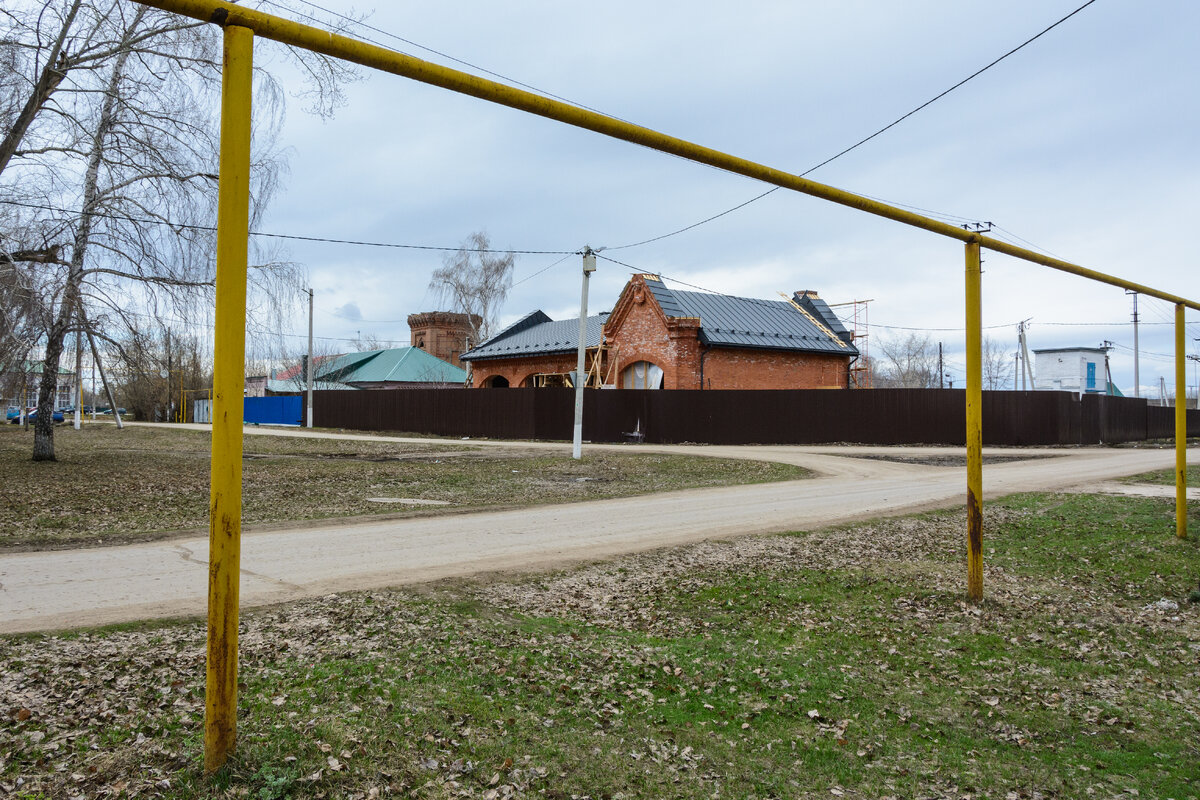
[0,428,1188,633]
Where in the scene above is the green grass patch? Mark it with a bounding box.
[1122,463,1200,487]
[3,492,1199,797]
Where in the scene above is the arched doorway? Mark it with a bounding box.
[621,361,664,389]
[485,375,509,388]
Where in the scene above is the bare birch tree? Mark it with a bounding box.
[982,335,1015,391]
[0,248,50,376]
[428,232,515,345]
[874,332,938,388]
[0,0,359,460]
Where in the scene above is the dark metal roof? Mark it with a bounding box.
[796,293,853,343]
[643,278,687,318]
[463,278,857,362]
[461,312,608,361]
[644,278,858,355]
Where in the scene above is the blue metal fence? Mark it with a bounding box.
[244,395,303,426]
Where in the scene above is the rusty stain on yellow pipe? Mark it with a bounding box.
[965,240,984,602]
[205,22,253,775]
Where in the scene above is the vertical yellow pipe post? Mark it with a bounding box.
[1176,303,1188,539]
[965,240,984,602]
[205,23,253,775]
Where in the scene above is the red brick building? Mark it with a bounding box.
[461,274,859,389]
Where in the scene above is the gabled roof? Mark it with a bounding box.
[461,275,857,363]
[5,360,74,376]
[642,277,858,355]
[315,346,467,384]
[275,354,338,382]
[461,312,608,361]
[266,378,353,392]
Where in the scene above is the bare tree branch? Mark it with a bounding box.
[428,231,514,345]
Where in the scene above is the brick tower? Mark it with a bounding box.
[407,311,480,369]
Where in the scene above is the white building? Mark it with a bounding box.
[1032,347,1115,395]
[2,360,77,411]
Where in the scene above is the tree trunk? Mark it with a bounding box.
[32,33,137,461]
[31,314,68,460]
[0,0,83,178]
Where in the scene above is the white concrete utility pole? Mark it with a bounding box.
[1127,290,1140,397]
[73,323,82,430]
[572,248,597,460]
[1017,319,1034,390]
[306,287,314,428]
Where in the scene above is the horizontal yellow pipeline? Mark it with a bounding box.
[136,0,1199,311]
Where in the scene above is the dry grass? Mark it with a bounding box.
[0,424,809,550]
[3,493,1198,798]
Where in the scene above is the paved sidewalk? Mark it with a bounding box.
[0,433,1189,633]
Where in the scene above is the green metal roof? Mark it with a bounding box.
[265,379,353,392]
[16,360,74,376]
[315,347,467,385]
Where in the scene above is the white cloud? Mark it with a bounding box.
[244,1,1199,388]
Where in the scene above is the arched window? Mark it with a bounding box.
[485,375,510,388]
[621,361,663,389]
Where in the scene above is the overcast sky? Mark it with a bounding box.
[248,0,1199,396]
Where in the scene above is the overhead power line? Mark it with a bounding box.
[595,253,1198,338]
[608,0,1099,251]
[596,252,1020,331]
[4,1,1100,294]
[271,0,632,124]
[0,199,572,255]
[3,0,1098,269]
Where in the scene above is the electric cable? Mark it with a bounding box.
[596,252,1017,331]
[511,252,576,289]
[4,1,1098,270]
[0,199,572,255]
[274,0,635,125]
[607,0,1099,251]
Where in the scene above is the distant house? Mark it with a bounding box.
[308,346,467,390]
[1,360,76,410]
[461,273,859,389]
[248,346,467,396]
[257,355,350,395]
[1033,347,1122,395]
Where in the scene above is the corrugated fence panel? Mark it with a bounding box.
[1143,405,1198,439]
[244,395,302,426]
[1082,395,1146,443]
[299,389,1193,446]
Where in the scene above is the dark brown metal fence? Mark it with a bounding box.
[302,388,1199,445]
